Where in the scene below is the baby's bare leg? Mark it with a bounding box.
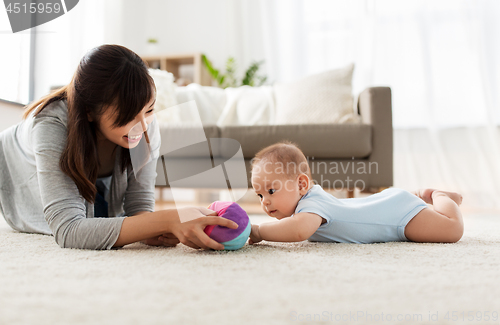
[405,191,464,243]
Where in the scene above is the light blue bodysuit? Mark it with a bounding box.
[295,185,428,243]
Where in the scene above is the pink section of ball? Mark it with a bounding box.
[208,201,231,216]
[204,225,215,236]
[204,201,232,236]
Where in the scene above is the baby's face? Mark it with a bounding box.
[251,161,305,219]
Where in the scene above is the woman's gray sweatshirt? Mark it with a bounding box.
[0,100,160,250]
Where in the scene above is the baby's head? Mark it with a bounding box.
[251,141,312,219]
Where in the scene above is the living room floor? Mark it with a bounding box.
[0,195,499,325]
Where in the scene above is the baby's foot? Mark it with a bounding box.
[432,190,463,206]
[412,188,463,206]
[411,188,435,204]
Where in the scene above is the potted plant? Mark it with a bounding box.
[146,38,158,55]
[202,54,268,88]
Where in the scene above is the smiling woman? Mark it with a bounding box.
[0,44,238,250]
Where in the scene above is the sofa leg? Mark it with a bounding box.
[347,189,355,198]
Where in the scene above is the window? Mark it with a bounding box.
[0,8,31,104]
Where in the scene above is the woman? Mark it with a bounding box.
[0,44,237,250]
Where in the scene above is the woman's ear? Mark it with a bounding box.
[298,174,310,195]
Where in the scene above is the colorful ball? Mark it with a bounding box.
[204,201,251,250]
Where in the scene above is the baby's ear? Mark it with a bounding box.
[298,174,310,194]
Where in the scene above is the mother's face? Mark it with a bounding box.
[96,97,156,149]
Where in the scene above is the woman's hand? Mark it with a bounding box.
[248,224,262,245]
[168,207,239,250]
[141,233,180,247]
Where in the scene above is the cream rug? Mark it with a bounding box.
[0,213,499,325]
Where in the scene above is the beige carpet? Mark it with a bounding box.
[0,213,499,325]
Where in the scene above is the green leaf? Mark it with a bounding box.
[242,60,263,86]
[202,54,267,88]
[257,76,268,86]
[202,54,222,85]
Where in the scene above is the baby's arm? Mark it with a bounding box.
[249,213,324,243]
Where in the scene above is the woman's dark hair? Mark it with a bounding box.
[23,44,156,203]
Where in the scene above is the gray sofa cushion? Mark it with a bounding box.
[158,123,371,159]
[158,124,372,159]
[158,125,220,157]
[220,124,372,159]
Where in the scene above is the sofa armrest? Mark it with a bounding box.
[357,87,393,188]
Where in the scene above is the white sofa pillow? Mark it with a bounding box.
[217,85,275,127]
[148,69,177,112]
[175,83,226,125]
[274,63,359,124]
[153,82,226,126]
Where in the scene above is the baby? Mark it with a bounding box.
[249,141,464,245]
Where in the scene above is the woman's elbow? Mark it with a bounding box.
[53,235,107,250]
[52,224,100,250]
[53,231,76,249]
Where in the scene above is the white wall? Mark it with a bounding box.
[0,101,24,132]
[116,0,267,79]
[31,0,268,99]
[34,0,106,100]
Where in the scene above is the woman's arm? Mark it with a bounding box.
[250,212,324,243]
[130,211,178,247]
[121,211,179,247]
[114,207,239,250]
[114,209,178,247]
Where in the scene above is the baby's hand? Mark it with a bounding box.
[249,224,262,245]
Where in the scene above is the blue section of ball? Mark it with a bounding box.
[220,221,252,250]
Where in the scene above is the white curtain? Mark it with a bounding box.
[257,0,500,209]
[32,0,109,100]
[1,0,128,103]
[0,10,31,104]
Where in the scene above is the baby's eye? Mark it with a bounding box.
[257,194,263,199]
[268,189,276,195]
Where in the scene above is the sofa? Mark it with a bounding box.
[153,86,393,195]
